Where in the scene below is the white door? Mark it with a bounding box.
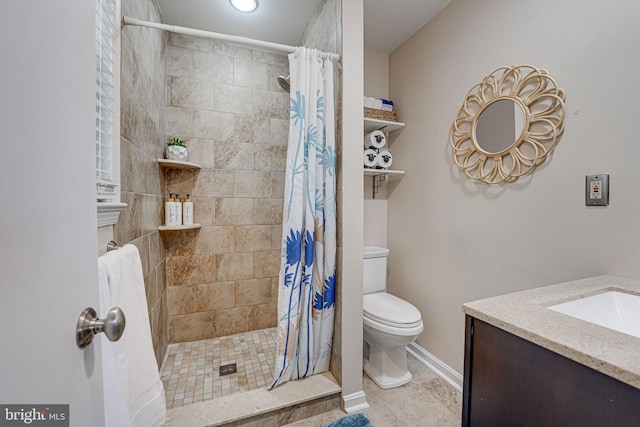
[0,1,105,425]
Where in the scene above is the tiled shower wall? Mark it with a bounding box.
[163,33,290,343]
[116,0,168,366]
[117,0,343,370]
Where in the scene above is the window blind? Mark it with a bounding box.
[95,0,117,200]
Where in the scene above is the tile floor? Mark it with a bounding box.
[161,328,277,409]
[282,355,462,426]
[161,328,462,426]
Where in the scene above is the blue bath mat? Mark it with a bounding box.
[320,413,373,427]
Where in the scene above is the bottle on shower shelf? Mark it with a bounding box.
[174,194,183,226]
[165,193,177,226]
[183,194,194,226]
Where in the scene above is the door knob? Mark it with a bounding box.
[76,307,126,348]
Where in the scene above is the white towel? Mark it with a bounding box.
[365,130,386,149]
[99,244,166,427]
[364,96,383,110]
[375,150,393,168]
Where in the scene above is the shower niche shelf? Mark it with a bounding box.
[363,117,406,198]
[158,159,201,232]
[158,224,202,232]
[158,159,201,170]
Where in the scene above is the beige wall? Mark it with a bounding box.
[388,0,640,373]
[163,33,289,343]
[340,0,366,401]
[116,0,168,367]
[363,200,387,248]
[363,51,389,247]
[364,50,389,100]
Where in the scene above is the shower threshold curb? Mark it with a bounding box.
[164,372,341,426]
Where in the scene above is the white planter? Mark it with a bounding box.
[166,145,188,161]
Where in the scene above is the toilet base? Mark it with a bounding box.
[363,342,413,389]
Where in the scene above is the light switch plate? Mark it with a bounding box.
[585,174,609,206]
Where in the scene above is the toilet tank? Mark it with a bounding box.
[363,246,390,294]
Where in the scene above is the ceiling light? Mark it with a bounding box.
[229,0,258,13]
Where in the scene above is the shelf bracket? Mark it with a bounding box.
[372,174,386,199]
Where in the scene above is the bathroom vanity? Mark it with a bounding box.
[462,275,640,426]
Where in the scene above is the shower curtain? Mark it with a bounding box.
[270,47,337,389]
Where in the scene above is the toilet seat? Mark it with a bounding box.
[363,292,422,329]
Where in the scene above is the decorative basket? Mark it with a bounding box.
[364,107,397,122]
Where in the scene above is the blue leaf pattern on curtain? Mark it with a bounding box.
[313,273,336,311]
[270,47,336,389]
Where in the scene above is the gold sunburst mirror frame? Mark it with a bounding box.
[450,65,566,184]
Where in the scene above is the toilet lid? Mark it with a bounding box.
[363,292,422,328]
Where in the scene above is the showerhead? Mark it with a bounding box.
[277,75,290,93]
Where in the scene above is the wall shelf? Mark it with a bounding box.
[363,168,405,178]
[158,159,200,233]
[363,116,406,199]
[364,169,406,199]
[158,159,201,170]
[364,117,405,133]
[158,223,202,232]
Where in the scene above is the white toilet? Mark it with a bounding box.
[362,246,423,389]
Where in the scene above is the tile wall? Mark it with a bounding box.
[116,0,168,367]
[117,0,343,371]
[163,33,290,342]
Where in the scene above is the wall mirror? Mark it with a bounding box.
[450,65,566,184]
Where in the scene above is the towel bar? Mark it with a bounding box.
[106,240,121,252]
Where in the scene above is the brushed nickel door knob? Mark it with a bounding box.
[76,307,126,348]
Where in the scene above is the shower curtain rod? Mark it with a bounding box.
[123,16,341,61]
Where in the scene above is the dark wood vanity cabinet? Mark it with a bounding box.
[462,315,640,427]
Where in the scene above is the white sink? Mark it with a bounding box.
[548,291,640,339]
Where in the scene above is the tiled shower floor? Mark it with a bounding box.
[161,327,277,409]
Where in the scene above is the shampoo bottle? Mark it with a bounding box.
[183,194,194,226]
[174,194,183,226]
[165,193,176,226]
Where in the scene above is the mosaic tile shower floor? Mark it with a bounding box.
[161,327,277,409]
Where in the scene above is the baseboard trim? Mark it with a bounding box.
[341,390,369,414]
[407,342,463,393]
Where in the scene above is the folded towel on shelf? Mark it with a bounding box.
[99,244,166,427]
[364,96,383,110]
[375,150,393,169]
[363,149,378,168]
[364,130,386,149]
[364,96,394,111]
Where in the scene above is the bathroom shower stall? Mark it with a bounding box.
[160,29,291,407]
[116,0,345,419]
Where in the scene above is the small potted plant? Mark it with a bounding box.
[166,137,188,161]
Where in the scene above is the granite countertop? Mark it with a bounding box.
[462,275,640,390]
